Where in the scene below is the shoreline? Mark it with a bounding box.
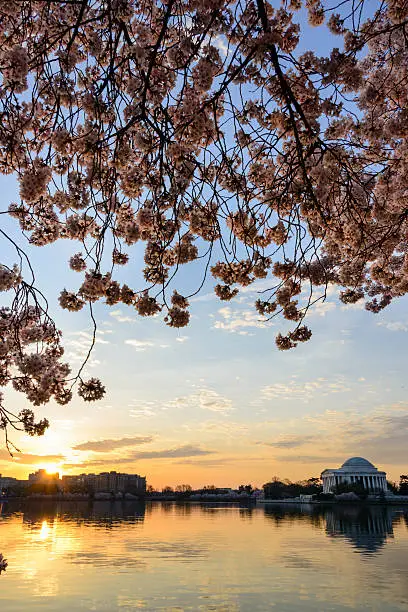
[2,495,408,505]
[258,497,408,505]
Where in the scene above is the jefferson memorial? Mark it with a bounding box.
[321,457,387,494]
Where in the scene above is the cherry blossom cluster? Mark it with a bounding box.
[0,0,406,389]
[0,268,105,446]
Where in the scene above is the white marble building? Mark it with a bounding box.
[321,457,387,494]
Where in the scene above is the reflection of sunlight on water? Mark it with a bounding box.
[39,520,50,541]
[117,596,147,608]
[33,574,59,598]
[0,502,407,611]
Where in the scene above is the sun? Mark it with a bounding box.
[40,463,61,475]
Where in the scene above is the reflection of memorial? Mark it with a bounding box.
[262,504,402,555]
[325,506,394,554]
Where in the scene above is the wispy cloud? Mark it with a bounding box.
[276,454,344,464]
[213,306,268,334]
[213,35,229,57]
[129,402,159,418]
[183,420,249,437]
[109,309,135,323]
[73,436,153,452]
[308,301,336,317]
[260,435,316,449]
[377,320,408,332]
[64,459,119,469]
[275,403,408,466]
[125,339,155,351]
[168,387,233,414]
[63,445,213,468]
[260,377,351,403]
[340,299,365,311]
[0,452,66,464]
[134,444,214,460]
[128,387,233,418]
[64,329,108,369]
[175,458,229,467]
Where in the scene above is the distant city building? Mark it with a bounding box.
[61,471,146,495]
[321,457,387,494]
[0,474,29,493]
[28,469,60,486]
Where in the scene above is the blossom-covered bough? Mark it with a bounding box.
[0,553,7,573]
[0,0,407,443]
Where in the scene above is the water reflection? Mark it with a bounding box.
[325,505,396,554]
[1,498,146,527]
[263,503,403,555]
[0,501,407,611]
[1,499,405,554]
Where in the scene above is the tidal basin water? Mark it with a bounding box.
[1,501,408,611]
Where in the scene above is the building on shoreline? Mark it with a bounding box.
[29,469,60,486]
[0,474,29,493]
[321,457,387,494]
[61,471,146,496]
[2,470,146,497]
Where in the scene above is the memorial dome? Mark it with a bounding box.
[321,457,386,494]
[341,457,376,471]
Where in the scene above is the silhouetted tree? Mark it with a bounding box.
[238,484,254,495]
[387,480,398,495]
[263,477,322,499]
[399,475,408,495]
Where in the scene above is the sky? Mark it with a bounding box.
[1,164,408,489]
[1,6,407,489]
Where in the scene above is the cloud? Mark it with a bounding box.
[176,336,189,343]
[64,330,108,369]
[0,451,65,464]
[240,279,275,295]
[69,330,110,345]
[175,458,230,467]
[168,387,233,414]
[213,35,229,57]
[127,385,233,422]
[284,403,408,467]
[73,436,153,452]
[129,405,158,418]
[340,299,365,311]
[109,309,135,323]
[260,435,316,449]
[125,339,155,351]
[213,306,268,334]
[134,444,214,460]
[64,459,116,469]
[276,454,344,465]
[308,301,336,317]
[125,339,174,351]
[184,420,249,437]
[260,377,351,403]
[63,445,212,468]
[128,398,168,418]
[190,292,217,303]
[128,387,232,417]
[377,320,408,332]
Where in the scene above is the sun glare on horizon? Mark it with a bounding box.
[40,463,62,475]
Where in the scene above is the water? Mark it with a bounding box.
[0,500,407,611]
